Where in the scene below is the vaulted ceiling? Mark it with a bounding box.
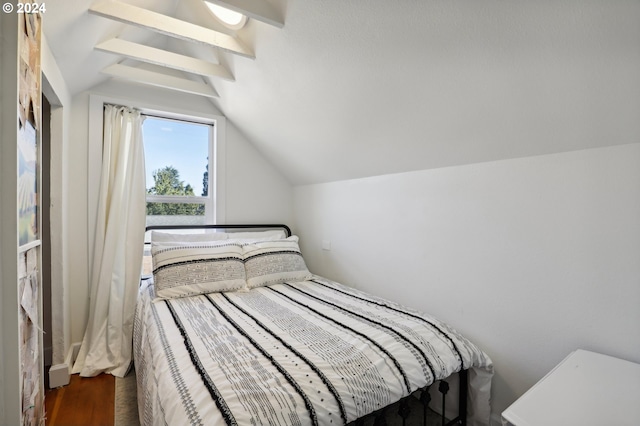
[43,0,640,185]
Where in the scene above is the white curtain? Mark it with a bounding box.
[73,105,146,377]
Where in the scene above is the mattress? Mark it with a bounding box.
[133,276,493,426]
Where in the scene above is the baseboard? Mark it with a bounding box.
[65,342,81,366]
[49,342,81,388]
[62,342,80,374]
[48,364,70,388]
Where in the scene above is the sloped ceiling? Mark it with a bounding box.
[44,0,640,185]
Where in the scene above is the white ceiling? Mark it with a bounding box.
[43,0,640,185]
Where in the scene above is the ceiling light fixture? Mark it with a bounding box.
[204,2,247,30]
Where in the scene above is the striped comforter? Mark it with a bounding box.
[134,276,493,426]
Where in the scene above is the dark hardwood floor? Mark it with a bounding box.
[45,373,115,426]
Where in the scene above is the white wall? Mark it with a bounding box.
[65,93,91,343]
[0,13,20,425]
[225,121,293,224]
[63,80,293,344]
[293,143,640,422]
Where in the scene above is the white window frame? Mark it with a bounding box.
[142,114,215,224]
[87,94,226,265]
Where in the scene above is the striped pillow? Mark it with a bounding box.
[151,241,246,299]
[242,236,312,289]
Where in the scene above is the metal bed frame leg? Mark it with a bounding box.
[398,398,411,426]
[458,369,468,426]
[420,387,431,426]
[443,369,469,426]
[439,380,449,426]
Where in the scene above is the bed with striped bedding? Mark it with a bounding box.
[133,275,493,426]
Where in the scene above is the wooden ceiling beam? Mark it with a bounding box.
[101,63,219,98]
[89,1,254,58]
[204,0,284,28]
[95,38,234,81]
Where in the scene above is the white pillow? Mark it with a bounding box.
[242,236,312,289]
[151,241,245,299]
[151,230,228,243]
[223,230,287,241]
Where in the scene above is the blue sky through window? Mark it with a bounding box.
[143,117,209,196]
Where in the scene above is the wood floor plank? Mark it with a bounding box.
[45,374,115,426]
[45,385,65,425]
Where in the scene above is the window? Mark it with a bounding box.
[143,115,214,227]
[203,1,247,30]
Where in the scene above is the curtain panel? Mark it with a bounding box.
[73,104,146,377]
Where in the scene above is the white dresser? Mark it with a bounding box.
[502,349,640,426]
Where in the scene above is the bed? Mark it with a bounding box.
[134,225,493,426]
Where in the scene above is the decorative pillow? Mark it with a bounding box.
[151,241,246,299]
[242,236,312,289]
[151,230,228,243]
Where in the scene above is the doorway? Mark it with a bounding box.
[42,94,52,376]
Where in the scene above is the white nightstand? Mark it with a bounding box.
[502,349,640,426]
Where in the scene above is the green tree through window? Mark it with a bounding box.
[202,161,208,197]
[146,165,205,216]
